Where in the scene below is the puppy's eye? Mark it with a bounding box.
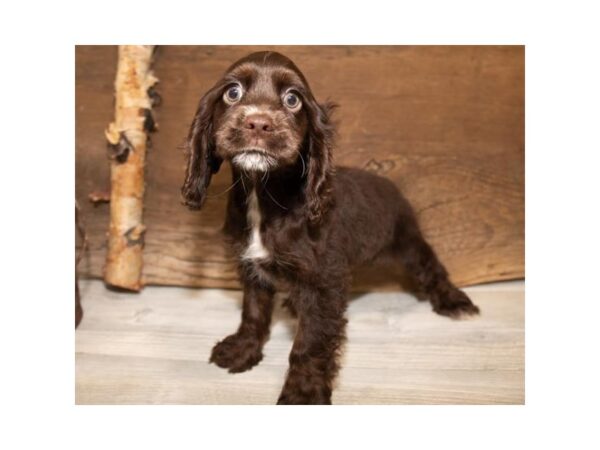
[283,92,302,111]
[224,84,243,105]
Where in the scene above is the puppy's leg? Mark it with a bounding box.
[277,286,347,405]
[392,213,480,319]
[210,281,275,373]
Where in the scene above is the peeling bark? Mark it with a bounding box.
[88,190,111,205]
[75,202,87,327]
[104,45,158,291]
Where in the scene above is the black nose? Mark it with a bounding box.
[244,113,274,134]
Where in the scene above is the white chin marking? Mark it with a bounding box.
[242,189,270,261]
[233,152,273,172]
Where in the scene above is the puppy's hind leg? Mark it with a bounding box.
[390,211,479,319]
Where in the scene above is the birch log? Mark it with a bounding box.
[104,45,158,291]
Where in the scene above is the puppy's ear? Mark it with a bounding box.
[304,99,337,225]
[181,84,224,210]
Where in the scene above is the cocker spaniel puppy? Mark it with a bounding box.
[182,51,479,404]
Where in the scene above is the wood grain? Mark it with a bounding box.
[75,280,524,404]
[75,46,524,290]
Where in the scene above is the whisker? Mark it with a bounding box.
[294,148,307,178]
[273,256,295,269]
[261,167,269,183]
[206,177,241,199]
[240,174,248,195]
[265,187,288,211]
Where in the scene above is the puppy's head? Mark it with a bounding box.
[182,51,335,223]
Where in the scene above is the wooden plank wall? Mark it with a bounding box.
[75,46,524,291]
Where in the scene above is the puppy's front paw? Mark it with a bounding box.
[433,289,480,319]
[277,374,332,405]
[209,332,263,373]
[277,388,332,405]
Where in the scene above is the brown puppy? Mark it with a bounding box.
[182,51,479,404]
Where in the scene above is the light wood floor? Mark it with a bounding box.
[75,280,524,405]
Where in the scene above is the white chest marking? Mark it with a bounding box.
[242,189,269,261]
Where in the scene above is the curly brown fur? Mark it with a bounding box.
[182,51,479,405]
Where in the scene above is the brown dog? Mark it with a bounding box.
[182,51,479,404]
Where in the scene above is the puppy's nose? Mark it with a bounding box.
[244,114,274,134]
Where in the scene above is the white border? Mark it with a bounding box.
[2,0,600,449]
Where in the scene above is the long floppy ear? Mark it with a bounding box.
[181,85,224,210]
[304,99,337,225]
